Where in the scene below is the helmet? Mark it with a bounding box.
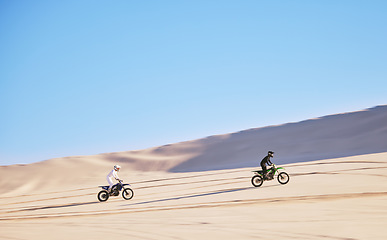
[268,151,274,156]
[114,165,121,171]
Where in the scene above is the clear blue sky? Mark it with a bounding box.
[1,0,386,165]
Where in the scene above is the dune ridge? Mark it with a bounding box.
[1,105,387,239]
[99,104,387,172]
[1,105,387,194]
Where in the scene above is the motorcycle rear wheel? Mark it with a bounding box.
[98,190,109,202]
[278,172,290,185]
[122,188,134,200]
[251,175,264,187]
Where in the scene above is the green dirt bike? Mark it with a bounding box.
[251,164,289,187]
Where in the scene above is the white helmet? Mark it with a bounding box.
[114,165,121,171]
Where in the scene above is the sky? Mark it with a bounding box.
[1,0,386,165]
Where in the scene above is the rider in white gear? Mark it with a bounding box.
[107,165,121,192]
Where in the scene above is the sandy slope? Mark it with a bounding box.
[1,105,387,239]
[1,152,387,240]
[2,105,387,196]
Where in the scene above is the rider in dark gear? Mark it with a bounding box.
[260,151,274,179]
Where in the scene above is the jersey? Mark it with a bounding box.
[260,155,273,167]
[107,169,119,180]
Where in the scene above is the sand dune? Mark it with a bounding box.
[1,105,387,239]
[2,105,386,193]
[1,153,387,239]
[97,105,387,172]
[168,105,387,171]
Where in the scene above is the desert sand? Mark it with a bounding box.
[1,153,387,239]
[1,106,387,239]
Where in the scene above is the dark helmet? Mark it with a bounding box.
[268,151,274,156]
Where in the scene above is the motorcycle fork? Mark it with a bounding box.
[269,168,279,178]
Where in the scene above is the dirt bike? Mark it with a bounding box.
[251,164,289,187]
[97,180,134,202]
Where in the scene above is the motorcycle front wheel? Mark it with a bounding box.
[122,188,134,200]
[98,190,109,202]
[251,175,264,187]
[278,172,290,185]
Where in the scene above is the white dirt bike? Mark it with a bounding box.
[97,180,134,202]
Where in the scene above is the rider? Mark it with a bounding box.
[260,151,274,179]
[107,165,121,192]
